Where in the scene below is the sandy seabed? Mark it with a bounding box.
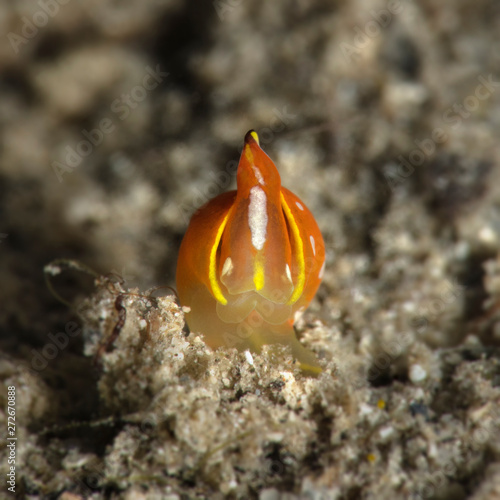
[1,0,500,498]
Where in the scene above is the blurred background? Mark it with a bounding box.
[1,0,500,428]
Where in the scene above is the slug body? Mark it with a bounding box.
[176,131,325,374]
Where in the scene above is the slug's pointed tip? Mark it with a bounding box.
[245,129,260,146]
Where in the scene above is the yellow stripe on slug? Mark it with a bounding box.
[253,256,265,291]
[250,131,260,144]
[209,212,230,305]
[244,144,254,165]
[281,193,305,305]
[244,131,259,164]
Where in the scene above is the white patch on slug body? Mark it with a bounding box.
[221,257,233,277]
[295,201,304,211]
[310,235,316,256]
[285,264,292,283]
[252,166,265,185]
[248,186,268,250]
[318,261,325,279]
